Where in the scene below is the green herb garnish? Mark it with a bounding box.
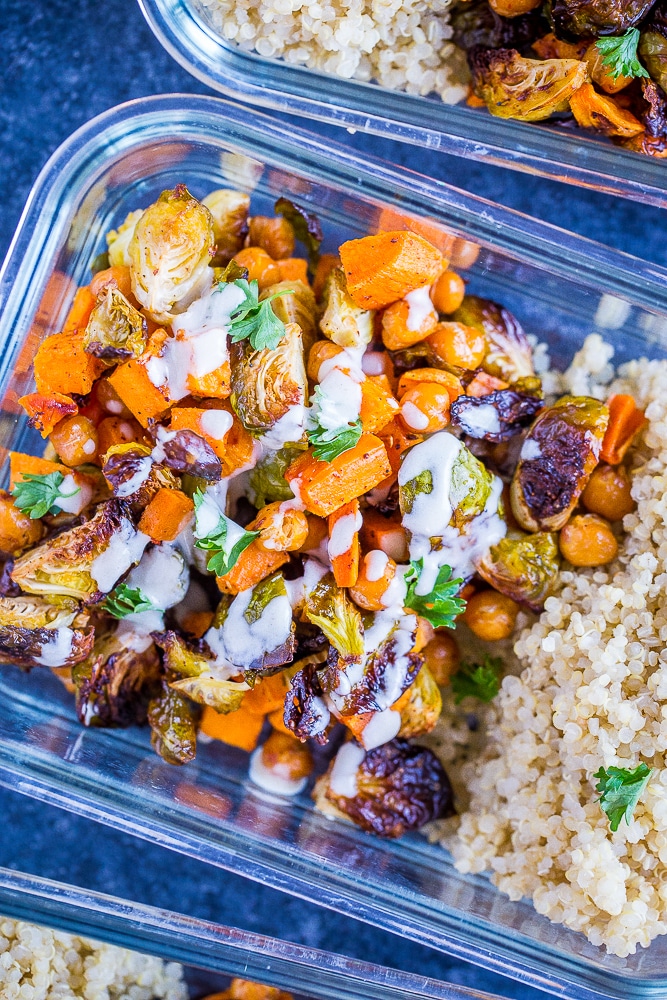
[228,278,292,351]
[451,654,503,704]
[404,558,465,629]
[104,584,158,619]
[193,488,259,577]
[595,28,649,80]
[12,471,80,519]
[306,385,363,461]
[594,762,653,832]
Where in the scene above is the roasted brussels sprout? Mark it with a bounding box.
[106,210,143,269]
[452,0,547,50]
[147,677,199,765]
[396,663,443,739]
[153,628,216,678]
[72,630,161,727]
[128,185,215,322]
[11,500,149,600]
[230,320,307,436]
[305,574,364,662]
[468,47,588,121]
[154,428,222,481]
[283,657,331,744]
[0,624,94,671]
[511,396,609,532]
[453,296,534,382]
[639,78,667,137]
[153,625,250,711]
[450,445,496,527]
[320,267,374,350]
[476,531,560,610]
[450,388,543,441]
[84,287,148,362]
[261,280,318,354]
[275,197,323,270]
[640,33,667,98]
[247,443,306,508]
[0,594,85,630]
[201,188,250,264]
[320,738,455,838]
[169,674,249,713]
[551,0,658,37]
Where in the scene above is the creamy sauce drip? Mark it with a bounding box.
[328,509,362,560]
[89,520,150,592]
[329,741,366,798]
[249,746,308,797]
[204,584,292,671]
[36,627,75,666]
[405,284,436,332]
[125,544,189,610]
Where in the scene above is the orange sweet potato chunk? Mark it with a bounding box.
[34,329,105,397]
[339,231,444,310]
[286,434,391,517]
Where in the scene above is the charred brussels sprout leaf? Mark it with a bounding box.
[452,0,546,51]
[477,531,560,611]
[72,632,161,727]
[404,560,466,629]
[230,320,307,435]
[157,429,222,482]
[639,78,667,137]
[454,295,534,383]
[324,739,455,838]
[596,27,649,77]
[0,625,94,672]
[399,469,433,516]
[450,447,494,525]
[305,574,364,660]
[248,443,305,508]
[284,658,331,744]
[148,678,199,765]
[640,31,667,95]
[244,572,287,625]
[319,268,374,351]
[12,472,80,519]
[468,47,588,122]
[153,629,216,679]
[216,260,249,283]
[451,654,504,704]
[396,664,443,739]
[169,675,248,713]
[595,762,653,832]
[275,197,323,271]
[228,278,292,351]
[551,0,658,38]
[103,584,157,619]
[128,184,215,322]
[450,389,543,441]
[84,287,148,362]
[511,395,609,532]
[0,595,83,630]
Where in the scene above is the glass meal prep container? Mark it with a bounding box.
[3,93,667,1000]
[0,867,499,1000]
[137,0,667,209]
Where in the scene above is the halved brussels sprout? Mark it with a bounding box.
[147,677,199,765]
[0,624,94,671]
[450,389,543,441]
[84,287,148,362]
[11,500,148,600]
[0,594,84,630]
[469,48,588,122]
[396,663,443,739]
[551,0,657,37]
[476,530,560,610]
[153,628,216,679]
[261,280,318,354]
[154,429,222,481]
[106,209,143,269]
[320,267,374,350]
[230,320,307,435]
[639,78,667,138]
[450,446,495,527]
[128,185,215,322]
[452,295,534,382]
[452,0,545,51]
[305,574,364,661]
[247,443,306,508]
[201,188,250,264]
[511,395,609,532]
[169,675,248,713]
[283,656,331,744]
[319,738,455,838]
[72,630,161,727]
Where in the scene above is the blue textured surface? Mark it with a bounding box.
[1,1,662,996]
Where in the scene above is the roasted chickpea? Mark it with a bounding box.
[259,731,313,782]
[463,590,519,641]
[450,238,481,270]
[307,339,343,381]
[426,322,486,370]
[400,382,451,433]
[559,513,618,567]
[95,377,133,418]
[349,550,397,611]
[581,463,635,521]
[233,247,281,290]
[0,491,44,554]
[252,501,309,552]
[50,414,99,467]
[97,415,144,458]
[430,270,465,314]
[422,632,461,686]
[247,215,295,260]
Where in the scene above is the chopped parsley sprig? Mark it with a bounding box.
[193,488,259,577]
[595,28,649,80]
[104,584,158,619]
[11,471,80,519]
[306,386,363,462]
[228,278,292,351]
[451,655,503,704]
[404,558,465,629]
[594,762,653,832]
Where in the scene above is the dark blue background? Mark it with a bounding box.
[1,1,663,997]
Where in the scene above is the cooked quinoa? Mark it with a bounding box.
[429,349,667,957]
[0,917,188,1000]
[195,0,470,103]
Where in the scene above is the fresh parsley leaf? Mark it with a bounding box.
[404,558,465,629]
[228,278,292,351]
[451,655,503,704]
[308,417,363,462]
[11,471,79,519]
[104,584,158,619]
[596,28,649,80]
[193,488,259,577]
[594,762,653,832]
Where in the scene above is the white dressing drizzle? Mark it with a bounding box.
[260,404,307,451]
[199,409,233,441]
[361,708,401,750]
[400,400,430,431]
[405,284,436,332]
[329,741,366,798]
[204,584,293,672]
[327,508,362,560]
[89,520,150,592]
[460,403,501,437]
[57,475,93,515]
[520,438,542,461]
[249,746,308,797]
[114,457,153,498]
[36,627,74,667]
[125,544,189,611]
[364,549,389,583]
